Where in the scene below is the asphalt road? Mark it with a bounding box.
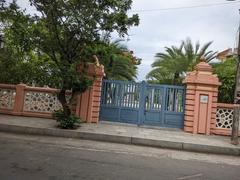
[0,132,239,180]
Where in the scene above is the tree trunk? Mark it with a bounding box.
[58,88,71,116]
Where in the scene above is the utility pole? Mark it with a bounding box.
[231,9,240,145]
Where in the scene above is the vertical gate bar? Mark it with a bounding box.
[132,83,135,108]
[103,81,107,105]
[136,84,138,108]
[108,82,111,104]
[124,83,127,107]
[129,83,132,108]
[150,88,154,110]
[117,82,121,122]
[133,84,136,108]
[126,84,129,107]
[176,89,179,112]
[137,84,140,108]
[132,84,135,108]
[182,87,186,113]
[157,89,160,110]
[130,83,133,108]
[114,82,118,106]
[115,83,119,106]
[166,87,169,111]
[127,83,130,107]
[173,88,176,112]
[161,86,167,125]
[119,82,122,107]
[107,81,110,105]
[138,81,146,125]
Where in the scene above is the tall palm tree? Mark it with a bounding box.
[146,38,217,85]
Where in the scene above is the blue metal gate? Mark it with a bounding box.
[100,80,185,128]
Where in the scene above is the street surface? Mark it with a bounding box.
[0,132,239,180]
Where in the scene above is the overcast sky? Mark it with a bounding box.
[16,0,240,81]
[125,0,240,81]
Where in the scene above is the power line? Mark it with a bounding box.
[129,1,240,13]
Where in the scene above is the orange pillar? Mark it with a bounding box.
[12,84,26,116]
[183,59,220,135]
[75,63,105,123]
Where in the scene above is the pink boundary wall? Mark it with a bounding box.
[212,103,240,136]
[183,60,221,135]
[0,63,104,123]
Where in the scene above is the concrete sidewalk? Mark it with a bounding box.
[0,114,239,156]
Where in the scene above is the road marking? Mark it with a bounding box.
[176,173,203,179]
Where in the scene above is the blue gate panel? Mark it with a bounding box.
[100,107,120,122]
[100,79,185,129]
[120,109,138,124]
[164,112,184,128]
[143,111,161,125]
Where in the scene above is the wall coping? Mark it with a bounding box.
[0,84,16,89]
[217,103,240,109]
[217,103,234,109]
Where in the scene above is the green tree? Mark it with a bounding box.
[0,0,139,121]
[0,1,61,87]
[146,38,217,85]
[212,57,237,103]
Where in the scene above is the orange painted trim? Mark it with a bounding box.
[217,103,234,109]
[0,84,16,89]
[211,128,232,136]
[184,126,193,132]
[184,121,194,126]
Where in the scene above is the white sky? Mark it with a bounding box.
[126,0,240,81]
[15,0,240,81]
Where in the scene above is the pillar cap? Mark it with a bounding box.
[183,58,221,86]
[195,57,213,73]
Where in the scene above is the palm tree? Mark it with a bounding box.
[146,38,217,85]
[94,39,140,81]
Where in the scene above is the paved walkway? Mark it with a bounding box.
[0,114,239,156]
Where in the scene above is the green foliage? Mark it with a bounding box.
[52,110,81,129]
[212,57,236,103]
[107,54,137,81]
[0,47,62,87]
[147,38,217,85]
[0,0,139,121]
[85,39,140,81]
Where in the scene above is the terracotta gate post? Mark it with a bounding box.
[183,58,221,135]
[75,63,105,123]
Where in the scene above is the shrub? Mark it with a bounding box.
[52,110,81,129]
[212,57,236,103]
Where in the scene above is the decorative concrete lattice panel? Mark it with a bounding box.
[23,91,65,113]
[216,108,233,129]
[0,89,16,109]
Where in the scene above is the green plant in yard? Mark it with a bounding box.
[53,110,81,129]
[212,57,237,103]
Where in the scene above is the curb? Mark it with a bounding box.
[0,123,239,156]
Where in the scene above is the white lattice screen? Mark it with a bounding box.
[216,108,233,129]
[23,91,62,113]
[0,89,16,109]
